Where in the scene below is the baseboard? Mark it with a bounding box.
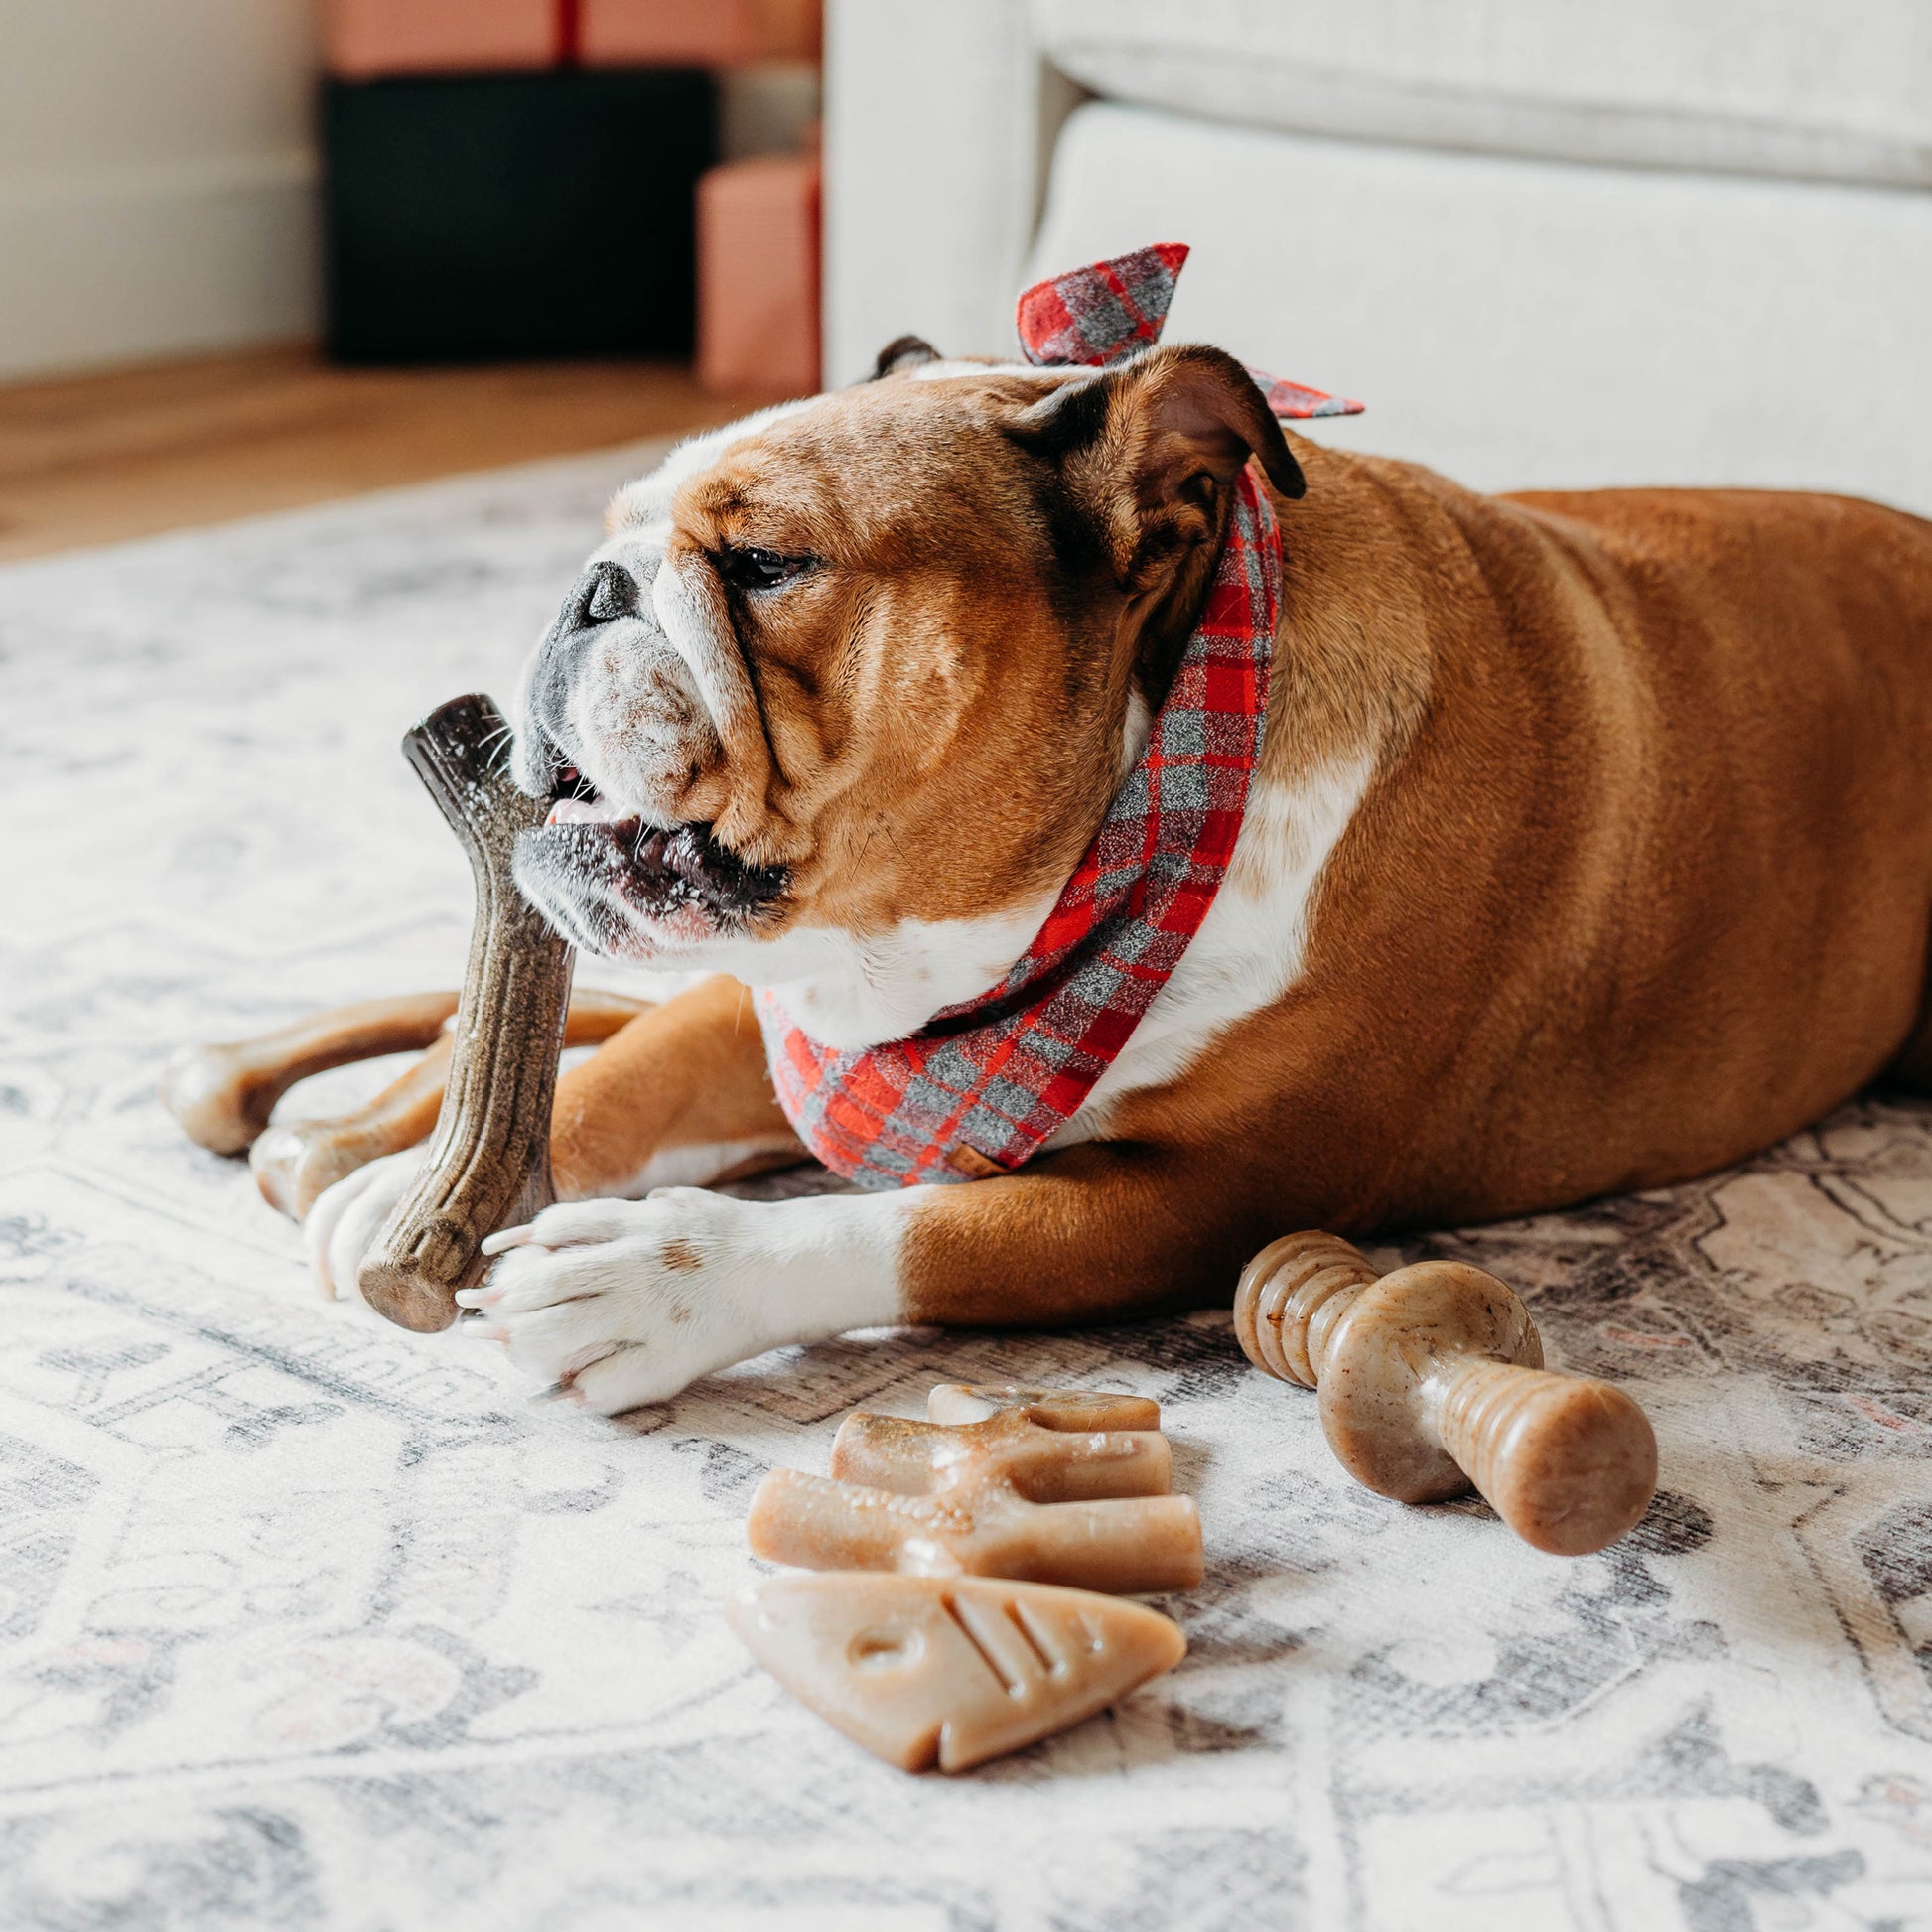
[0,153,319,381]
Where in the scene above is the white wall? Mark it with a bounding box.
[0,0,319,378]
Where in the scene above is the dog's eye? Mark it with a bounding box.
[719,546,813,592]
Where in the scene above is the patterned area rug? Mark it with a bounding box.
[2,447,1930,1932]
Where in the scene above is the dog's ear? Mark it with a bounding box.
[1011,345,1304,591]
[872,335,942,379]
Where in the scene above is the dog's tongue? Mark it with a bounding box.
[545,795,636,829]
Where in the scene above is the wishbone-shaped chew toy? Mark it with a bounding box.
[831,1389,1174,1503]
[747,1388,1203,1594]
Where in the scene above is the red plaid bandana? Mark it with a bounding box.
[756,244,1320,1189]
[1016,242,1364,420]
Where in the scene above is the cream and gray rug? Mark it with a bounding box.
[2,446,1930,1931]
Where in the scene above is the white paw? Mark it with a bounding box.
[460,1188,782,1413]
[304,1151,420,1303]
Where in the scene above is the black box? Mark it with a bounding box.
[323,69,715,361]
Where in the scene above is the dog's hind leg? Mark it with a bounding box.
[308,974,801,1303]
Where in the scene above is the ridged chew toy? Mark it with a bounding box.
[355,692,574,1334]
[1234,1232,1657,1555]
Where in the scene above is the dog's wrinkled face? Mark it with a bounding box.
[509,343,1304,1005]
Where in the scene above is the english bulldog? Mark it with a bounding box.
[309,248,1932,1416]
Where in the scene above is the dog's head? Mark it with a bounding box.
[510,340,1303,1023]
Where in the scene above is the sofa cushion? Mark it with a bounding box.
[1028,101,1932,514]
[1033,0,1932,190]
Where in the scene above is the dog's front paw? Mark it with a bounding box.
[305,1151,421,1303]
[461,1188,775,1414]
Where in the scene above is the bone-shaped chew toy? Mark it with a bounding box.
[726,1572,1186,1773]
[354,692,574,1334]
[1234,1232,1657,1555]
[247,987,647,1220]
[746,1385,1204,1594]
[161,992,462,1156]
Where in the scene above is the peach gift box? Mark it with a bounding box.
[698,151,821,398]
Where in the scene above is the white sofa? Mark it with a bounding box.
[824,0,1932,514]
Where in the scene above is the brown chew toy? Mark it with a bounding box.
[746,1385,1203,1594]
[355,692,574,1334]
[160,992,461,1156]
[725,1572,1186,1773]
[247,988,647,1219]
[1234,1232,1658,1556]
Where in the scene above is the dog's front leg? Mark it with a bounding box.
[467,1186,910,1409]
[547,973,802,1197]
[469,1143,1236,1413]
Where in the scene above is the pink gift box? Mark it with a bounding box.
[697,152,821,397]
[583,0,819,65]
[325,0,558,78]
[324,0,819,77]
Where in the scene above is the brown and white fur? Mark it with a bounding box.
[309,340,1932,1415]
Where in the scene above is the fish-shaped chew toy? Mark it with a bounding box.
[725,1572,1186,1773]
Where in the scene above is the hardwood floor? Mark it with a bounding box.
[0,345,747,562]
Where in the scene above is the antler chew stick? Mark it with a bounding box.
[1234,1232,1657,1556]
[161,992,461,1155]
[356,692,573,1334]
[249,989,649,1220]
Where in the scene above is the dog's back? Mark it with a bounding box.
[1218,456,1932,1231]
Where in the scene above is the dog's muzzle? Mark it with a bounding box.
[510,560,787,949]
[513,559,643,797]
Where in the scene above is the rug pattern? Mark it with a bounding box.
[1,448,1929,1931]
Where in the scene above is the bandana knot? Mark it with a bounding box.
[758,245,1355,1187]
[1016,242,1364,419]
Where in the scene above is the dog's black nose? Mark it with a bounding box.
[575,560,639,627]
